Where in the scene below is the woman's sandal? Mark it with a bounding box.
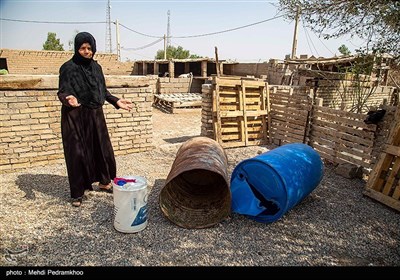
[99,183,113,193]
[71,197,82,207]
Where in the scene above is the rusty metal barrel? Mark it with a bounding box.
[159,137,231,229]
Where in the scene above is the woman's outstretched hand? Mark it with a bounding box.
[65,95,81,107]
[117,98,134,111]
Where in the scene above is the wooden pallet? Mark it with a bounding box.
[153,93,202,113]
[364,106,400,211]
[212,77,269,148]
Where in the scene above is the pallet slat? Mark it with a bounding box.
[364,107,400,211]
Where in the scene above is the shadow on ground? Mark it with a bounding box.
[163,136,193,144]
[15,174,69,200]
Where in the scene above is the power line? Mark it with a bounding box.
[302,24,320,57]
[172,14,285,38]
[121,37,164,51]
[0,18,105,24]
[302,24,314,56]
[2,14,285,40]
[311,31,335,56]
[119,23,162,38]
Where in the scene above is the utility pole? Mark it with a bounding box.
[291,5,300,59]
[163,34,167,60]
[105,0,112,53]
[115,19,121,61]
[167,10,171,47]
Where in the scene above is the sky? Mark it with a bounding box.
[0,0,366,62]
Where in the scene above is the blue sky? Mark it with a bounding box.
[0,0,365,62]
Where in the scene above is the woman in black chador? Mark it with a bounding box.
[57,32,132,207]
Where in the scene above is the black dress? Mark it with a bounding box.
[60,101,117,199]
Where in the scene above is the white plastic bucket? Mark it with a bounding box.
[112,176,149,233]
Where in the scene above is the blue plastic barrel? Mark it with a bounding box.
[230,143,324,223]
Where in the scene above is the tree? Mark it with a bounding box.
[43,32,64,51]
[155,45,201,59]
[278,0,400,59]
[338,44,351,56]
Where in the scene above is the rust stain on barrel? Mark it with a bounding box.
[159,137,231,229]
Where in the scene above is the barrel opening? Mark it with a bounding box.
[247,179,280,215]
[160,169,230,228]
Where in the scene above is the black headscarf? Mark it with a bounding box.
[58,31,107,109]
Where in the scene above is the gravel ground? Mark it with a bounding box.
[0,108,399,267]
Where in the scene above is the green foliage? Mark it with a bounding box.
[278,0,400,60]
[189,54,202,59]
[43,32,64,51]
[338,44,351,56]
[155,45,202,59]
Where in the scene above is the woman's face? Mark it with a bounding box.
[78,43,93,59]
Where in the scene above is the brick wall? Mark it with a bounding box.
[158,77,202,94]
[314,80,395,112]
[0,75,155,173]
[229,63,269,78]
[0,49,134,75]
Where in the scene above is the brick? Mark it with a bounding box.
[30,124,49,130]
[30,112,49,119]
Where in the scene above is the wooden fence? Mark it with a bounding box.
[269,86,312,145]
[209,79,380,170]
[309,105,377,169]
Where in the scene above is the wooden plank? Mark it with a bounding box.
[271,114,308,126]
[367,153,393,191]
[214,83,222,144]
[364,188,400,212]
[313,111,374,130]
[311,125,374,147]
[314,105,369,119]
[221,141,246,148]
[310,129,373,153]
[271,104,311,114]
[265,84,272,144]
[312,118,375,140]
[311,146,348,165]
[241,80,248,146]
[382,157,400,196]
[312,142,369,167]
[277,127,307,138]
[393,182,400,200]
[272,129,305,142]
[221,127,240,133]
[384,144,400,157]
[260,85,268,143]
[217,78,266,88]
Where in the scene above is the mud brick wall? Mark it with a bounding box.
[157,77,202,94]
[228,62,269,78]
[0,75,155,173]
[314,80,395,112]
[0,49,134,75]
